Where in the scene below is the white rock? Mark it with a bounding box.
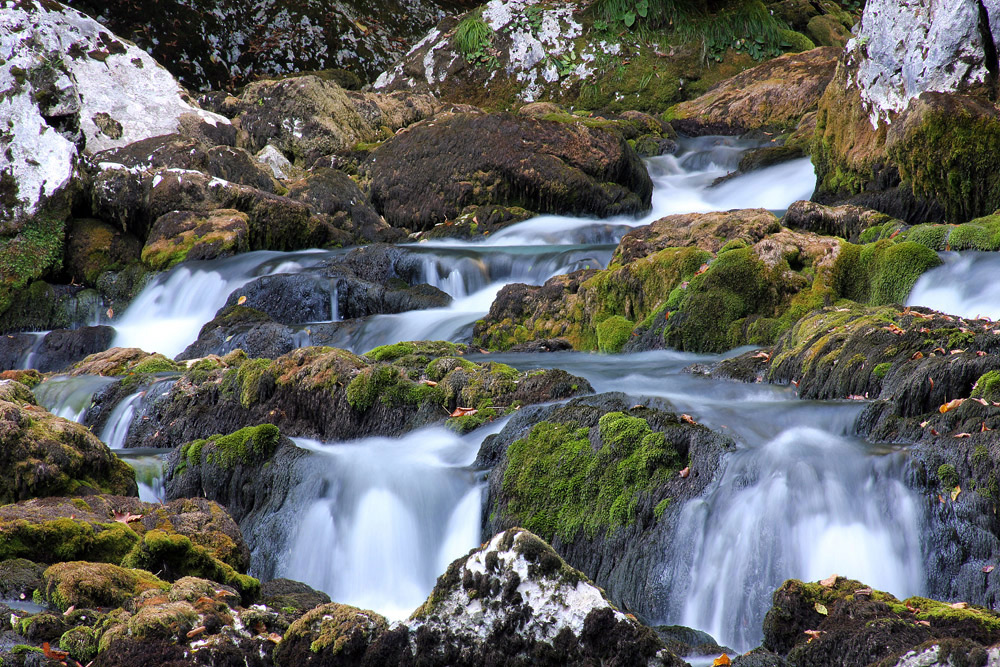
[0,0,229,218]
[849,0,1000,127]
[255,145,293,180]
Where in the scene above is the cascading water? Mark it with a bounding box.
[280,422,503,620]
[908,251,1000,319]
[33,374,117,421]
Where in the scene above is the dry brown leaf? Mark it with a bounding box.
[186,626,207,638]
[695,263,710,276]
[106,307,114,319]
[983,565,995,573]
[449,407,477,418]
[420,380,438,387]
[940,398,965,413]
[974,398,989,406]
[950,602,969,610]
[753,351,771,360]
[713,655,731,666]
[950,349,965,355]
[978,350,988,357]
[912,351,925,360]
[854,587,873,598]
[819,573,838,588]
[679,467,690,479]
[983,422,992,433]
[930,428,939,436]
[938,494,946,503]
[955,433,972,439]
[803,630,824,643]
[113,510,143,524]
[951,485,962,501]
[267,633,283,643]
[917,620,931,626]
[681,414,697,425]
[905,601,920,613]
[42,643,68,660]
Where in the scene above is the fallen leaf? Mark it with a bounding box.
[950,602,969,610]
[951,485,962,501]
[237,295,247,305]
[938,494,945,503]
[679,467,690,478]
[905,601,920,613]
[695,263,710,276]
[112,510,143,524]
[983,565,995,573]
[713,654,731,666]
[753,351,771,360]
[940,398,965,413]
[814,602,828,615]
[680,414,697,425]
[955,433,972,439]
[933,347,946,355]
[63,604,76,615]
[803,629,824,643]
[186,625,207,638]
[929,377,935,390]
[449,407,477,418]
[930,428,939,436]
[951,349,965,355]
[43,643,68,660]
[854,587,873,598]
[911,351,924,360]
[106,308,114,319]
[819,573,838,588]
[267,632,283,643]
[983,422,992,433]
[420,380,438,387]
[920,420,930,428]
[916,620,931,626]
[974,398,989,406]
[979,351,989,357]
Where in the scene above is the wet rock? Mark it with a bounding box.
[273,602,389,666]
[70,347,183,377]
[358,528,686,666]
[0,380,137,503]
[669,47,839,136]
[363,112,653,232]
[1,281,105,335]
[0,494,257,602]
[0,558,45,599]
[614,208,781,263]
[781,200,898,243]
[62,218,142,286]
[0,333,37,370]
[141,209,250,271]
[224,275,334,325]
[118,343,592,450]
[26,326,116,373]
[482,393,735,620]
[260,579,331,621]
[176,306,301,361]
[285,167,397,243]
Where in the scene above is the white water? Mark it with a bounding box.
[281,422,503,620]
[100,390,143,450]
[32,374,117,421]
[908,251,1000,320]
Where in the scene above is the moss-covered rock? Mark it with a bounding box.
[0,380,137,504]
[112,343,592,450]
[43,561,167,611]
[363,112,652,232]
[273,602,389,666]
[141,209,250,271]
[70,348,183,378]
[62,218,142,286]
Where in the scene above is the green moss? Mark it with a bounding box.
[833,239,942,306]
[0,209,67,319]
[177,424,281,476]
[904,596,1000,634]
[59,625,98,663]
[44,561,166,611]
[872,362,892,379]
[233,357,273,408]
[502,412,684,542]
[778,28,815,53]
[938,464,959,490]
[0,518,139,563]
[121,530,259,603]
[718,238,750,254]
[902,223,950,251]
[596,315,634,353]
[653,497,671,520]
[858,224,885,244]
[972,371,1000,403]
[345,364,444,411]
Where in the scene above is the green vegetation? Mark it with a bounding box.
[502,412,684,542]
[596,315,634,353]
[937,464,959,490]
[454,12,495,67]
[833,239,942,306]
[175,424,281,476]
[972,371,1000,403]
[872,362,891,379]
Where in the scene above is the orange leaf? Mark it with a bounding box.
[694,263,710,276]
[420,380,438,387]
[237,295,247,305]
[930,428,939,436]
[43,642,69,660]
[713,654,731,666]
[106,307,114,319]
[916,620,931,626]
[803,630,824,643]
[929,377,935,389]
[950,602,969,610]
[905,601,920,613]
[678,467,690,478]
[819,573,838,588]
[939,398,964,413]
[954,433,972,439]
[911,351,924,360]
[854,587,873,598]
[113,510,143,524]
[186,625,207,638]
[267,632,283,643]
[983,422,992,432]
[680,414,697,425]
[951,485,962,501]
[450,407,477,418]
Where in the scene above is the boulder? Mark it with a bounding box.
[113,342,592,450]
[0,0,227,320]
[781,200,897,242]
[62,218,142,286]
[614,208,781,263]
[668,47,840,136]
[26,325,116,373]
[285,167,396,243]
[813,0,1000,222]
[364,112,653,231]
[141,209,250,271]
[482,393,734,620]
[0,380,137,503]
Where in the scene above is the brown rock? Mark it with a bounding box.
[141,209,250,271]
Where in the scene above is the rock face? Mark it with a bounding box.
[64,0,466,90]
[0,380,137,504]
[668,47,839,136]
[364,112,653,231]
[813,0,1000,222]
[0,0,228,318]
[271,528,685,666]
[482,393,735,621]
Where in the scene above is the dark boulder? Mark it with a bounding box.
[27,326,116,373]
[364,112,653,231]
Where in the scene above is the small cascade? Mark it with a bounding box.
[330,285,340,322]
[666,427,924,650]
[33,374,118,422]
[117,450,168,502]
[16,332,47,370]
[908,251,1000,320]
[280,421,504,620]
[100,390,144,450]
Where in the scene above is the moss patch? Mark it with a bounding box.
[175,424,281,476]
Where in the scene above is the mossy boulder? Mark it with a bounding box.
[782,200,896,243]
[70,348,183,378]
[0,380,137,503]
[273,603,389,666]
[483,393,735,620]
[141,209,250,271]
[762,577,1000,667]
[62,218,142,286]
[0,495,256,601]
[667,47,839,136]
[114,343,592,450]
[43,561,167,611]
[363,112,652,232]
[0,558,45,599]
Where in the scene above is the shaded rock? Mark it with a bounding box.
[260,578,331,621]
[0,380,137,503]
[0,333,37,370]
[781,200,897,242]
[26,326,115,373]
[359,528,685,666]
[176,306,301,361]
[223,275,333,325]
[62,218,142,286]
[117,343,592,450]
[285,167,397,243]
[141,209,250,271]
[668,47,839,136]
[1,281,105,335]
[614,208,781,263]
[0,558,45,599]
[653,625,731,660]
[806,14,852,47]
[363,112,653,232]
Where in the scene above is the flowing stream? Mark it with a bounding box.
[30,137,935,651]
